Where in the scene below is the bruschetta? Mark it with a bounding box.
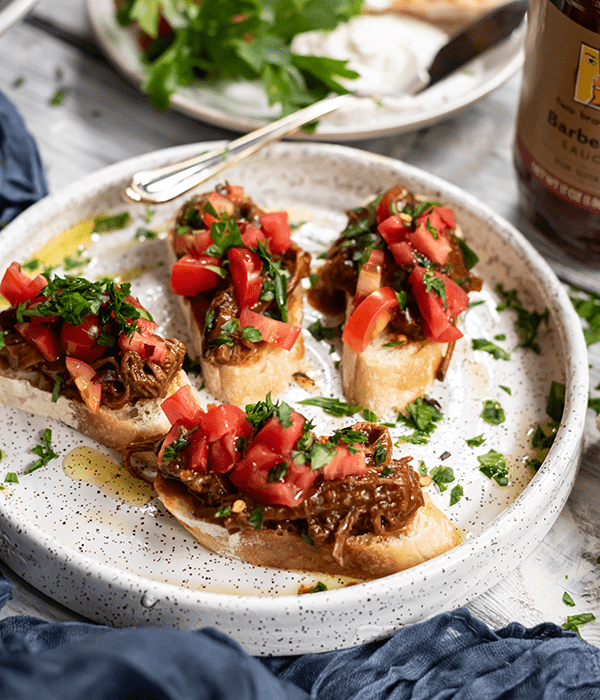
[0,263,188,458]
[167,183,311,407]
[136,386,461,580]
[308,184,482,416]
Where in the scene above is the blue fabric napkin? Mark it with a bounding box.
[0,573,599,700]
[0,91,48,226]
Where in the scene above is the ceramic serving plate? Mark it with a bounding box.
[0,142,588,655]
[86,0,525,140]
[0,0,39,35]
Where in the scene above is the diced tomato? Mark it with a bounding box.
[322,444,367,480]
[65,356,102,413]
[425,206,456,231]
[376,185,408,224]
[202,191,234,228]
[224,183,245,201]
[157,419,189,465]
[240,223,267,249]
[0,262,47,307]
[187,433,208,473]
[355,249,384,305]
[408,266,468,343]
[209,431,243,474]
[15,322,62,362]
[388,241,416,266]
[377,215,410,245]
[161,385,204,428]
[190,230,214,256]
[342,287,399,353]
[251,412,306,456]
[406,218,452,266]
[196,403,250,444]
[134,316,159,335]
[230,443,318,508]
[228,247,262,309]
[119,331,167,364]
[260,212,291,254]
[238,308,300,351]
[170,254,222,297]
[60,314,106,363]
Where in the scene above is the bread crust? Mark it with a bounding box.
[0,366,189,457]
[364,0,508,29]
[154,472,461,580]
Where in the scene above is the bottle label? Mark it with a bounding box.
[516,0,600,211]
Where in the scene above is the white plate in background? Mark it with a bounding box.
[0,142,587,655]
[86,0,525,140]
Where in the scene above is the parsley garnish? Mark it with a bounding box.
[305,581,328,593]
[296,396,364,418]
[248,507,264,531]
[456,237,479,270]
[423,271,447,310]
[429,465,455,492]
[92,212,131,233]
[570,287,600,346]
[563,591,576,607]
[162,426,199,462]
[496,283,549,354]
[307,319,342,341]
[562,613,596,635]
[396,396,443,444]
[477,449,510,486]
[471,338,510,361]
[546,381,566,424]
[134,226,159,240]
[449,484,464,505]
[51,375,62,403]
[207,318,262,348]
[466,434,485,448]
[4,472,18,483]
[215,504,232,518]
[25,429,58,474]
[481,400,505,425]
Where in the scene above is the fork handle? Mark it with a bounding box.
[125,93,358,204]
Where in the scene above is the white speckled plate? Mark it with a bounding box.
[0,142,588,655]
[86,0,525,140]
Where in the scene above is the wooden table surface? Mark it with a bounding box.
[1,0,599,648]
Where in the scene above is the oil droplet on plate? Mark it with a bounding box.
[30,217,96,268]
[63,446,153,507]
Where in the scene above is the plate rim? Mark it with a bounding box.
[0,140,588,650]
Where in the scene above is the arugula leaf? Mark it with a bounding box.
[471,338,510,361]
[477,449,510,486]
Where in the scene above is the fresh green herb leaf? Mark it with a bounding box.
[423,271,447,310]
[25,428,58,474]
[396,397,443,445]
[215,504,232,518]
[4,472,18,483]
[456,237,479,269]
[307,319,342,341]
[429,465,455,492]
[51,375,62,403]
[305,581,328,593]
[472,338,511,361]
[547,381,566,424]
[362,408,378,422]
[21,258,40,272]
[563,591,576,607]
[296,396,364,417]
[373,442,387,465]
[562,613,596,635]
[466,434,485,448]
[135,226,159,240]
[248,507,264,531]
[92,212,131,233]
[383,340,405,348]
[449,484,464,505]
[496,283,549,353]
[531,425,555,450]
[477,449,510,486]
[499,385,512,395]
[267,462,289,483]
[49,89,65,106]
[481,400,505,425]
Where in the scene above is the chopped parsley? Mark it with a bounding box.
[477,449,510,486]
[134,226,159,240]
[496,283,549,354]
[471,338,511,361]
[296,396,364,418]
[466,432,487,448]
[92,212,131,233]
[531,425,556,451]
[162,426,199,462]
[546,381,566,424]
[570,287,600,346]
[51,375,62,403]
[562,613,596,635]
[25,429,59,474]
[456,237,479,270]
[422,271,447,310]
[305,581,328,593]
[21,258,40,272]
[248,507,264,531]
[396,396,443,445]
[562,591,576,607]
[449,484,464,505]
[307,319,342,342]
[245,393,296,430]
[499,385,512,395]
[206,318,262,348]
[429,465,455,492]
[4,472,18,483]
[215,504,232,518]
[481,400,505,425]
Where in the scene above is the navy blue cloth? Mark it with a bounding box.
[0,91,48,226]
[0,573,599,699]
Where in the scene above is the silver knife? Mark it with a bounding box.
[126,1,528,204]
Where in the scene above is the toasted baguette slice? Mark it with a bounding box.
[0,366,189,460]
[155,472,461,580]
[342,330,449,416]
[363,0,507,28]
[167,243,305,408]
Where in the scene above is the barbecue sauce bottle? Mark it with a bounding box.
[514,0,600,263]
